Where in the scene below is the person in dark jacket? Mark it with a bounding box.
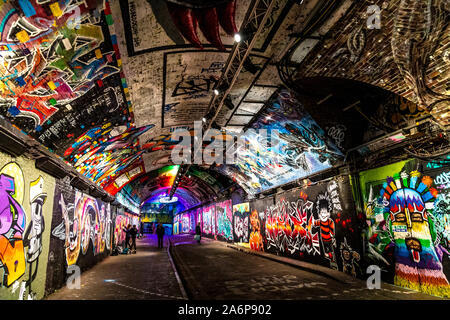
[156,223,165,248]
[195,223,201,244]
[129,225,138,253]
[139,221,144,238]
[123,224,132,249]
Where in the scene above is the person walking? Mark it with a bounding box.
[139,221,144,238]
[156,223,165,249]
[129,225,138,254]
[195,222,202,244]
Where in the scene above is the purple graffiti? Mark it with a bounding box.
[0,174,25,235]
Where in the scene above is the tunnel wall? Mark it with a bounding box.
[0,149,132,299]
[113,207,140,248]
[44,177,116,296]
[252,175,363,276]
[358,158,450,298]
[174,175,363,277]
[172,157,450,299]
[0,152,56,300]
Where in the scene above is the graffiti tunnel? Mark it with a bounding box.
[0,0,448,306]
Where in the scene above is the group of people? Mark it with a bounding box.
[122,224,139,253]
[119,222,201,254]
[121,222,167,253]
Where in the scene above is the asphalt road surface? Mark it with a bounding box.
[170,238,442,300]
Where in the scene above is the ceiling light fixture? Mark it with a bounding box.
[223,96,235,110]
[234,33,241,42]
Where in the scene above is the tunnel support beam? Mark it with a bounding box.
[169,0,278,199]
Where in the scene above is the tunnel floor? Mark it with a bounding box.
[46,235,185,300]
[45,234,442,300]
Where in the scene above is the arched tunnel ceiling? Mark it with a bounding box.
[124,164,235,212]
[0,0,448,213]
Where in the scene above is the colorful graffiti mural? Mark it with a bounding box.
[0,158,55,300]
[52,190,111,265]
[247,178,361,273]
[181,213,190,234]
[0,164,27,289]
[233,202,249,243]
[218,89,343,196]
[173,215,179,235]
[249,198,272,252]
[64,124,153,187]
[340,237,360,278]
[361,161,450,298]
[21,176,47,299]
[0,1,131,143]
[202,204,215,236]
[265,192,321,258]
[216,200,233,241]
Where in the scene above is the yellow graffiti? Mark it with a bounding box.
[0,236,26,286]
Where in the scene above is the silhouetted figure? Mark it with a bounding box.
[129,225,138,253]
[140,221,144,238]
[156,223,165,248]
[123,224,131,249]
[195,223,201,244]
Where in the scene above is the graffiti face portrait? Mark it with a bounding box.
[342,248,351,262]
[319,207,330,222]
[375,172,450,297]
[389,188,431,264]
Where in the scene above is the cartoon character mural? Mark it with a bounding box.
[365,169,450,297]
[312,192,337,269]
[20,176,46,300]
[340,237,360,278]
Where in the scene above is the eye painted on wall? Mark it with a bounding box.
[394,212,407,223]
[411,212,424,223]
